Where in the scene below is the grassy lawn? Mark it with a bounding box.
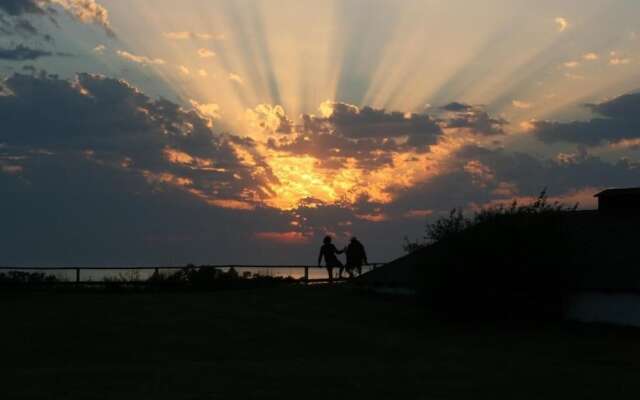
[1,285,639,399]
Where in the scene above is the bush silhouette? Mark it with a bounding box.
[0,271,58,286]
[147,264,295,290]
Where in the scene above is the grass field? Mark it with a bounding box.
[1,285,639,399]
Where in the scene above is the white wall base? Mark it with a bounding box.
[566,292,640,327]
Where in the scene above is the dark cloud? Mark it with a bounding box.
[267,102,445,170]
[0,148,315,266]
[588,92,640,119]
[0,0,115,38]
[533,92,640,146]
[268,131,399,169]
[441,102,473,112]
[451,145,640,194]
[277,143,622,256]
[0,45,53,60]
[446,110,507,135]
[0,72,354,265]
[440,103,508,136]
[0,72,276,207]
[0,15,53,41]
[0,0,48,16]
[13,17,40,35]
[313,102,442,140]
[0,147,403,265]
[0,94,399,266]
[4,71,640,266]
[268,101,511,171]
[387,144,640,218]
[0,0,54,40]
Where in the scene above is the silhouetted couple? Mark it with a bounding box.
[318,235,368,282]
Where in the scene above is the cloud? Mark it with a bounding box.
[197,48,216,58]
[0,45,53,60]
[307,101,442,141]
[265,101,449,174]
[564,72,585,80]
[0,1,50,40]
[463,159,495,187]
[610,57,631,65]
[456,146,640,201]
[443,106,508,136]
[0,146,301,265]
[512,100,533,109]
[0,72,276,212]
[0,73,360,265]
[178,65,190,75]
[583,52,599,61]
[268,130,397,170]
[563,61,580,68]
[190,100,221,127]
[3,71,640,266]
[163,31,224,41]
[441,102,473,112]
[254,231,310,244]
[228,73,243,84]
[256,101,456,206]
[0,0,115,37]
[0,72,458,265]
[164,31,192,40]
[52,0,115,37]
[0,0,46,16]
[532,92,640,146]
[117,50,165,65]
[403,209,433,219]
[196,33,224,40]
[93,44,106,54]
[266,100,510,178]
[555,17,568,32]
[388,143,640,219]
[246,104,293,134]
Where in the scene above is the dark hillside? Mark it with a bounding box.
[359,195,640,319]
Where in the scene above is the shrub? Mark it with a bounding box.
[147,265,296,290]
[0,271,58,286]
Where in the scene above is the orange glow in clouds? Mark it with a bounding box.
[255,231,311,244]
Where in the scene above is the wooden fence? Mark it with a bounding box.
[0,263,386,285]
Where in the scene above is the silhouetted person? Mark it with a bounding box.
[318,235,344,283]
[345,237,368,278]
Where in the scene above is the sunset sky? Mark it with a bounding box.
[2,0,640,266]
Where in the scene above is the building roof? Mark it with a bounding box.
[594,187,640,198]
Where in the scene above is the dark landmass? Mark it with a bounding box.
[361,192,640,320]
[1,286,639,399]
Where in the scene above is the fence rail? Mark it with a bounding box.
[0,263,386,285]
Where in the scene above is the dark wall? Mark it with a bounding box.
[599,195,640,214]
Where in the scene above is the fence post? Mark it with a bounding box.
[304,266,309,285]
[75,268,80,284]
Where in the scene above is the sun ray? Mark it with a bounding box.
[65,0,640,212]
